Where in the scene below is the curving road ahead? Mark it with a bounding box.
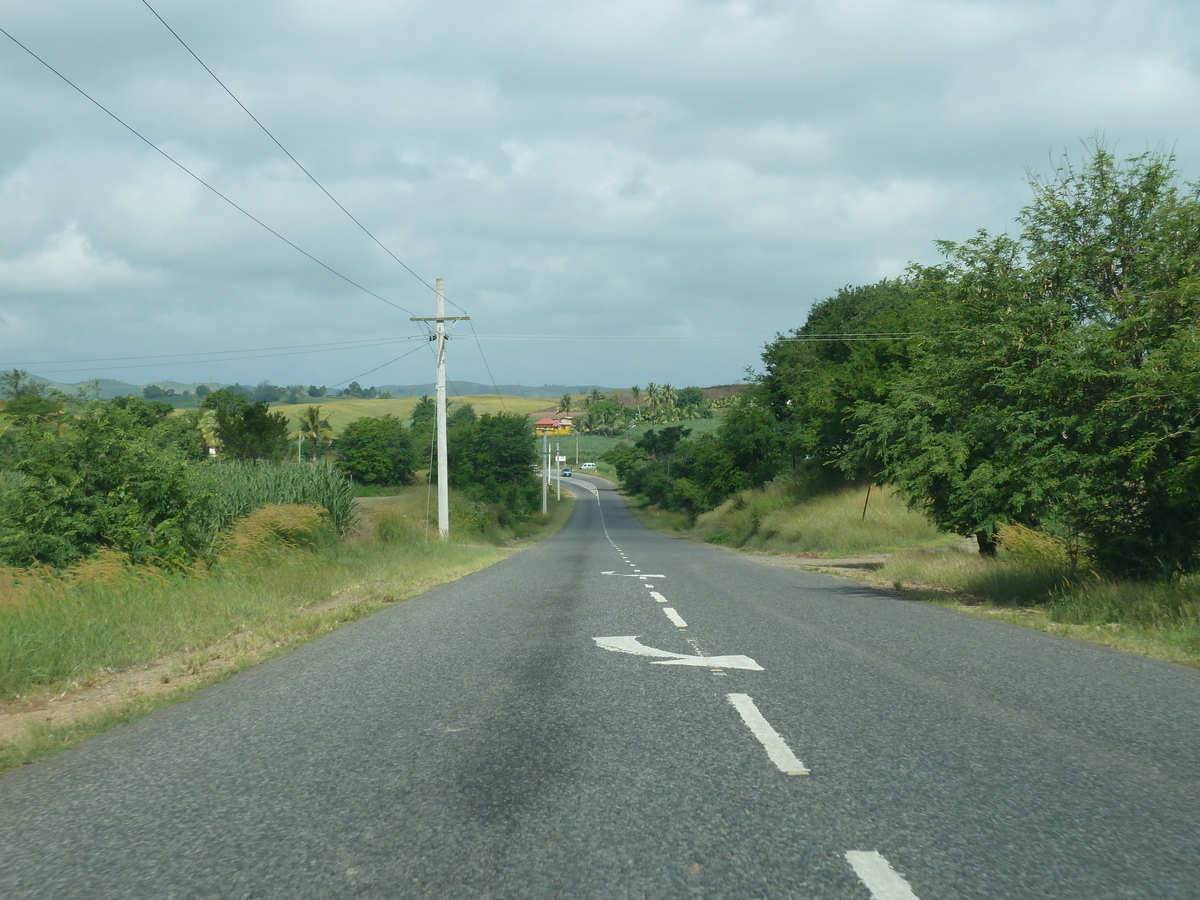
[2,475,1197,898]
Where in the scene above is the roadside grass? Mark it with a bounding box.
[876,543,1200,668]
[0,486,573,773]
[623,474,1200,668]
[625,497,694,534]
[691,481,956,556]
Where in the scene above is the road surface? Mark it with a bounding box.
[1,475,1197,898]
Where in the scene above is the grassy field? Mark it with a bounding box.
[550,415,725,471]
[0,486,574,773]
[273,394,556,434]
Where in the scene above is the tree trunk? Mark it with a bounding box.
[976,531,998,557]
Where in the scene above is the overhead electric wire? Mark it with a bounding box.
[138,1,514,399]
[455,332,942,343]
[466,319,506,411]
[0,24,416,319]
[140,0,434,313]
[329,342,429,388]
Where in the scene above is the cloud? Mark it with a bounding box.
[0,223,163,294]
[1,0,1199,388]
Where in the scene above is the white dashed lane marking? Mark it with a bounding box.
[845,851,922,899]
[726,693,808,775]
[662,607,687,628]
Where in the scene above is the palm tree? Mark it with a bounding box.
[297,405,333,461]
[644,382,660,423]
[662,383,678,422]
[197,408,220,455]
[558,394,573,415]
[630,385,641,420]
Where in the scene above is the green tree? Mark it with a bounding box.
[581,398,624,435]
[201,389,289,461]
[448,402,477,428]
[297,405,334,460]
[334,415,414,485]
[0,402,211,567]
[853,144,1200,572]
[0,368,57,423]
[410,395,436,430]
[447,412,540,517]
[759,278,919,474]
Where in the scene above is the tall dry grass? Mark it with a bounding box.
[693,481,953,555]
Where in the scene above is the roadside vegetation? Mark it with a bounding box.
[0,485,572,774]
[612,142,1200,669]
[0,378,559,771]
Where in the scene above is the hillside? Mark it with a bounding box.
[272,394,555,433]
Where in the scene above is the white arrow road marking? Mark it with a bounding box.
[662,607,688,627]
[726,693,809,774]
[845,851,921,900]
[593,636,763,670]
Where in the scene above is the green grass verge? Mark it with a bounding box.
[877,547,1200,666]
[624,474,1200,668]
[0,487,573,774]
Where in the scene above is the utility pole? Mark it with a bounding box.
[411,278,469,539]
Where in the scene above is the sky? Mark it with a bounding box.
[2,0,1200,393]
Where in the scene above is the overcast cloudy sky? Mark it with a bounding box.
[2,0,1198,392]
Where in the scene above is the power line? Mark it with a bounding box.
[140,0,437,313]
[329,343,429,388]
[466,319,506,411]
[0,24,417,319]
[454,332,941,342]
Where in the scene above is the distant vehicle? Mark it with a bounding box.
[560,467,572,477]
[580,462,597,470]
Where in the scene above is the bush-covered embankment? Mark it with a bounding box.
[0,486,573,773]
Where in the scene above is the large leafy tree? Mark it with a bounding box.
[334,415,414,485]
[201,389,289,461]
[759,279,919,475]
[853,144,1200,573]
[447,412,539,516]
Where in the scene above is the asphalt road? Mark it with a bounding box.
[1,475,1197,898]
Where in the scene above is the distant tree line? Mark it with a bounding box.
[0,380,539,568]
[608,143,1200,579]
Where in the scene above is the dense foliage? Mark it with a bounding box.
[0,395,355,569]
[200,389,290,461]
[611,145,1200,579]
[334,415,415,485]
[447,411,540,519]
